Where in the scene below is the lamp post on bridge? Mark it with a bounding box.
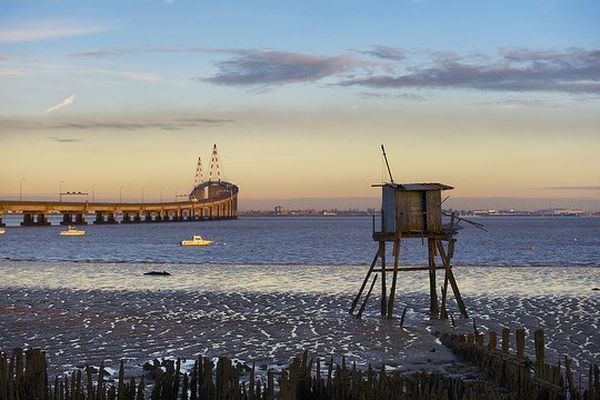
[59,181,65,202]
[119,185,123,203]
[19,178,25,201]
[141,186,146,205]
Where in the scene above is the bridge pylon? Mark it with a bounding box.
[209,144,221,182]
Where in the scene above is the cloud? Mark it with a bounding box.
[362,46,407,61]
[197,49,361,87]
[1,117,234,131]
[70,45,212,58]
[46,95,75,113]
[543,186,600,191]
[359,91,427,101]
[69,44,600,94]
[341,47,600,94]
[47,136,83,143]
[0,20,109,43]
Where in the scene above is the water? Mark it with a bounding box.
[0,216,599,379]
[1,216,599,267]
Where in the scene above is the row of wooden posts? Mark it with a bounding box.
[1,331,599,400]
[0,348,510,400]
[439,327,600,400]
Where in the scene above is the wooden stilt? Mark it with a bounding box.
[428,239,439,318]
[356,274,378,319]
[349,250,380,314]
[440,271,449,320]
[386,239,401,319]
[436,240,468,318]
[380,241,387,317]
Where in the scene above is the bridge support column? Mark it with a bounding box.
[0,213,4,227]
[143,212,152,223]
[74,213,86,225]
[94,212,104,224]
[132,213,141,223]
[106,213,117,224]
[121,212,130,223]
[22,213,50,226]
[174,210,183,222]
[61,213,72,225]
[161,211,170,222]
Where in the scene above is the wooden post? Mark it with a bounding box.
[356,275,378,319]
[436,240,468,318]
[380,241,387,317]
[386,239,401,319]
[349,249,380,314]
[501,328,510,353]
[428,239,439,318]
[534,329,545,367]
[488,331,497,351]
[516,328,525,358]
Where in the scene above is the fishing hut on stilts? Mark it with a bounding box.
[350,146,480,320]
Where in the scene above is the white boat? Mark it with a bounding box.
[60,225,86,236]
[0,227,5,235]
[180,235,213,246]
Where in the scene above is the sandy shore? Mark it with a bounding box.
[0,261,598,380]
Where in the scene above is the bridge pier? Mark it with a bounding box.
[62,213,86,225]
[21,212,50,226]
[0,213,4,227]
[143,212,152,223]
[94,212,118,224]
[121,212,131,223]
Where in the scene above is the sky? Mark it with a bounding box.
[1,0,599,209]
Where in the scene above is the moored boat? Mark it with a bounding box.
[180,235,213,246]
[60,225,86,236]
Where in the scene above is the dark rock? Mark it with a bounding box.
[143,271,171,276]
[592,288,600,291]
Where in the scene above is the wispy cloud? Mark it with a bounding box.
[47,136,83,143]
[362,46,407,61]
[1,117,234,131]
[68,44,600,95]
[46,95,75,113]
[543,186,600,191]
[342,47,600,94]
[0,19,110,43]
[196,49,362,87]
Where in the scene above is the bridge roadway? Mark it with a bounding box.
[0,181,238,226]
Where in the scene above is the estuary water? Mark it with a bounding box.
[1,216,599,267]
[0,216,598,379]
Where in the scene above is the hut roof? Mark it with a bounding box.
[371,182,453,191]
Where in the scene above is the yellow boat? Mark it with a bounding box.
[60,225,86,236]
[0,227,5,235]
[180,235,213,246]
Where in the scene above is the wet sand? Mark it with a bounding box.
[0,260,598,380]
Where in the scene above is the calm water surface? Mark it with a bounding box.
[0,216,599,267]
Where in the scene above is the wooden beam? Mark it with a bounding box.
[436,240,468,318]
[349,249,380,314]
[372,266,446,272]
[386,239,401,319]
[428,239,439,318]
[380,241,387,317]
[356,274,378,319]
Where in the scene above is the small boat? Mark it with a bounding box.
[0,227,5,235]
[60,225,86,236]
[180,235,213,246]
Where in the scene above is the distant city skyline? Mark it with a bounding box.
[1,1,599,204]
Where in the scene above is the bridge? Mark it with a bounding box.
[0,145,239,227]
